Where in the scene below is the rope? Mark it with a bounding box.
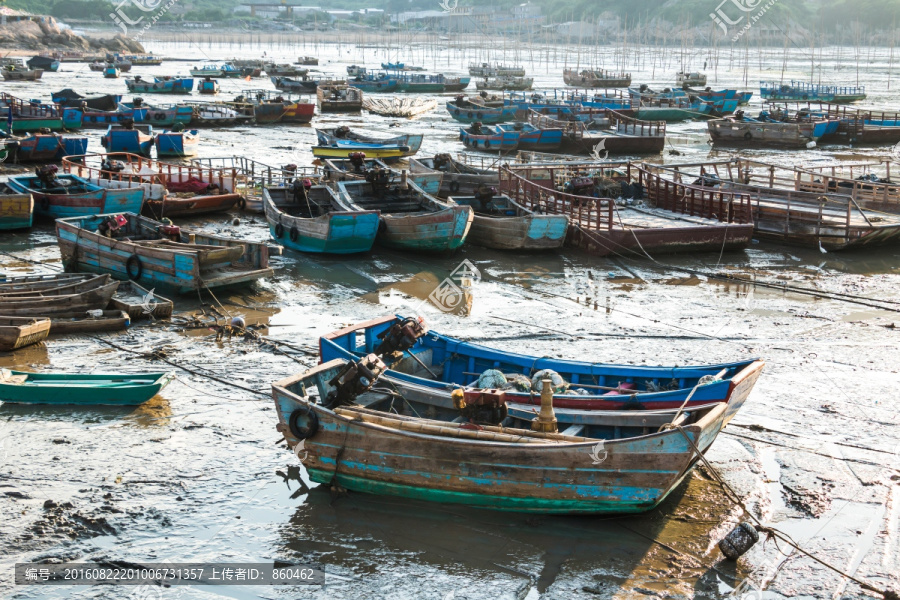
[666,424,898,600]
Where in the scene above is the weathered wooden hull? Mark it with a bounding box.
[708,120,833,148]
[2,69,43,81]
[263,189,379,255]
[567,222,754,256]
[6,135,88,163]
[280,103,315,123]
[154,131,200,158]
[0,317,50,352]
[466,213,568,250]
[460,129,518,152]
[126,79,193,94]
[0,192,34,230]
[55,213,273,293]
[50,310,131,335]
[312,145,409,160]
[378,205,473,252]
[447,102,517,124]
[273,361,732,514]
[7,177,144,219]
[143,193,239,219]
[2,118,64,133]
[0,281,119,317]
[109,281,174,320]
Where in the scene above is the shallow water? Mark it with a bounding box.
[1,41,899,600]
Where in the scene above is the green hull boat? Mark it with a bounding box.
[0,370,175,406]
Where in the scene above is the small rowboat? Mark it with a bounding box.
[446,97,517,124]
[0,183,34,230]
[263,184,380,254]
[0,278,119,317]
[49,310,131,335]
[0,369,175,406]
[154,129,200,158]
[459,125,518,152]
[5,173,144,219]
[0,318,51,352]
[2,66,43,81]
[337,179,473,253]
[273,358,733,514]
[271,76,319,94]
[101,124,154,157]
[317,83,363,112]
[320,315,765,418]
[450,192,569,250]
[126,76,193,94]
[312,141,411,161]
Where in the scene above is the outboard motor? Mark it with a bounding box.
[323,354,386,409]
[373,316,427,357]
[451,388,508,426]
[35,164,60,188]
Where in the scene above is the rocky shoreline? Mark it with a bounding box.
[0,18,144,53]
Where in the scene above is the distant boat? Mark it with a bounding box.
[446,96,517,124]
[476,76,533,91]
[27,56,60,72]
[125,75,193,94]
[198,78,219,94]
[154,129,200,158]
[298,56,318,66]
[317,83,363,112]
[271,75,319,93]
[563,68,631,88]
[103,64,120,78]
[2,133,88,163]
[459,123,519,152]
[452,192,569,250]
[676,71,707,87]
[101,124,154,157]
[316,127,422,155]
[2,66,43,81]
[468,63,526,77]
[6,170,144,219]
[760,80,867,103]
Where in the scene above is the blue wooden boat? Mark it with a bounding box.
[52,89,123,111]
[316,127,422,154]
[382,62,405,70]
[0,369,174,406]
[125,76,193,94]
[337,179,473,252]
[272,357,738,514]
[451,193,569,250]
[103,64,120,79]
[320,315,765,418]
[459,124,518,152]
[708,109,840,148]
[101,124,154,157]
[495,122,563,151]
[349,74,398,93]
[262,184,380,254]
[55,212,273,293]
[446,97,517,124]
[3,133,88,162]
[6,171,144,219]
[0,183,33,230]
[26,56,60,72]
[154,129,199,158]
[760,80,867,103]
[80,108,145,129]
[198,78,220,94]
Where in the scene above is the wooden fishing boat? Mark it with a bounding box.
[499,164,755,256]
[125,76,194,94]
[6,170,144,219]
[476,76,534,91]
[0,278,119,317]
[2,66,43,81]
[459,124,519,152]
[79,108,138,129]
[62,153,241,219]
[2,133,89,163]
[1,94,65,133]
[468,63,526,77]
[27,56,60,72]
[117,54,163,67]
[55,212,273,293]
[109,281,174,320]
[298,57,318,66]
[103,65,120,79]
[321,315,764,417]
[263,184,380,254]
[563,68,631,88]
[322,157,440,195]
[154,129,200,158]
[733,157,900,214]
[392,73,470,93]
[273,357,737,514]
[0,369,174,406]
[0,183,34,230]
[446,97,517,124]
[265,63,305,77]
[50,310,131,335]
[641,161,900,250]
[101,124,154,157]
[349,74,399,93]
[0,274,113,299]
[189,63,242,78]
[317,83,363,112]
[337,179,473,252]
[409,154,498,198]
[0,273,93,290]
[529,110,666,154]
[707,108,840,148]
[450,192,568,250]
[676,72,707,87]
[763,102,900,144]
[0,318,50,352]
[760,80,866,103]
[197,78,220,94]
[239,90,315,124]
[271,75,319,94]
[311,141,411,161]
[187,103,255,127]
[126,102,193,128]
[52,89,122,111]
[495,122,563,151]
[316,127,423,154]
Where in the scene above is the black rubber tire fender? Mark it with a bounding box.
[125,254,143,280]
[288,408,319,440]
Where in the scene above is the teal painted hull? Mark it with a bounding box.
[0,371,174,406]
[0,216,33,230]
[377,205,473,252]
[268,214,379,254]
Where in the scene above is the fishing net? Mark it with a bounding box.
[504,374,532,392]
[475,369,507,389]
[531,369,568,393]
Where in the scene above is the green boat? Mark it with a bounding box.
[0,369,175,406]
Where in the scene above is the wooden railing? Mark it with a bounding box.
[62,153,240,193]
[633,164,753,224]
[499,166,613,231]
[608,110,666,137]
